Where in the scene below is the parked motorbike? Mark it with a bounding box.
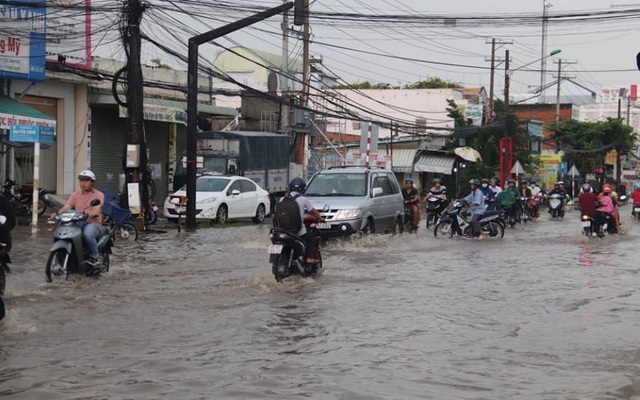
[2,179,54,216]
[434,200,505,239]
[45,199,113,283]
[547,193,565,219]
[268,216,322,282]
[425,195,448,228]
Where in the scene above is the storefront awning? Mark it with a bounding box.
[389,149,417,173]
[0,95,56,130]
[414,153,456,175]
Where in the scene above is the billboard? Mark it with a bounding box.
[0,0,47,81]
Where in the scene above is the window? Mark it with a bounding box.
[196,177,230,192]
[528,120,543,152]
[352,121,361,130]
[386,173,400,194]
[239,179,256,193]
[372,174,393,196]
[228,181,242,195]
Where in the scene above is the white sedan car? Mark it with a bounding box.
[164,176,271,223]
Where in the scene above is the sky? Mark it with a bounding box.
[88,0,640,102]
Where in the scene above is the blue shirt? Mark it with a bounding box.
[464,189,486,216]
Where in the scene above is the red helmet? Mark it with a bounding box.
[603,183,612,189]
[603,186,612,194]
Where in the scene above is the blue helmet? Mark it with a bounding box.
[469,178,480,185]
[405,177,414,183]
[289,177,306,192]
[635,182,640,190]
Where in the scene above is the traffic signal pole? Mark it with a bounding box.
[185,2,295,229]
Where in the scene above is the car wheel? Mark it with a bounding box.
[252,204,266,223]
[392,216,403,235]
[216,204,228,224]
[359,219,375,235]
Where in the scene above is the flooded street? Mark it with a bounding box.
[2,208,640,399]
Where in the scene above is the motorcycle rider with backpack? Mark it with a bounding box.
[274,178,324,264]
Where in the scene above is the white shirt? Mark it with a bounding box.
[290,191,314,236]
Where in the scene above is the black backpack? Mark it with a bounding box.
[274,194,302,232]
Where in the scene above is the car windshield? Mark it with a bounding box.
[196,178,230,192]
[305,173,367,196]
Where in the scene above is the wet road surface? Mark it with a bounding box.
[2,207,640,399]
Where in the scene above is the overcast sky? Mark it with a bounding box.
[95,0,640,102]
[195,0,640,101]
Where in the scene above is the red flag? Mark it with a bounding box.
[631,84,637,101]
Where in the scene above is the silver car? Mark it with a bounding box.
[303,166,405,235]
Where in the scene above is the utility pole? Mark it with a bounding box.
[485,38,512,124]
[125,0,149,226]
[185,2,295,229]
[301,0,310,106]
[540,1,551,103]
[552,58,576,152]
[281,1,289,94]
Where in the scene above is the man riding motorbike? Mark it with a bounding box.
[402,177,420,231]
[50,170,104,266]
[480,178,496,211]
[461,179,486,240]
[285,177,324,264]
[632,182,640,218]
[548,182,566,217]
[578,183,598,218]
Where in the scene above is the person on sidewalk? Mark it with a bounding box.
[50,170,104,266]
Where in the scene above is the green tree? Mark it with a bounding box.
[552,117,637,181]
[150,58,172,70]
[446,99,540,182]
[405,77,462,89]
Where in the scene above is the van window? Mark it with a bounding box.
[386,173,400,194]
[373,174,393,196]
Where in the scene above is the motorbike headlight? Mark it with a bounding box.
[334,209,361,220]
[60,213,74,222]
[581,215,590,221]
[197,197,218,205]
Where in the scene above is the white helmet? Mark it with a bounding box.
[78,169,96,181]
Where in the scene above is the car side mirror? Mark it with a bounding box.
[371,187,383,197]
[231,189,241,196]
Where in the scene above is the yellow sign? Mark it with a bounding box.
[538,154,562,190]
[605,149,617,165]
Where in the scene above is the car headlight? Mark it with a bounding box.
[197,197,218,205]
[334,209,361,220]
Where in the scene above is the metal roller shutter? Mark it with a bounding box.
[91,105,127,197]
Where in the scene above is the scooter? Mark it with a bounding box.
[547,193,565,218]
[268,216,322,282]
[45,199,113,283]
[580,213,598,237]
[404,203,418,233]
[2,179,54,216]
[425,195,448,228]
[434,200,505,238]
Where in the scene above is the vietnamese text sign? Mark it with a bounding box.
[0,112,56,130]
[9,124,56,143]
[0,0,46,81]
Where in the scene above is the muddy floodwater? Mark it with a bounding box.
[2,208,640,399]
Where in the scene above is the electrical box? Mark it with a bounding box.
[126,144,140,168]
[127,182,141,214]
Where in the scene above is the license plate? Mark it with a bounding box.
[267,244,283,254]
[581,221,591,227]
[634,207,640,212]
[316,222,331,229]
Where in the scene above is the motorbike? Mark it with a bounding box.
[434,200,505,239]
[633,202,640,222]
[425,195,448,228]
[2,179,54,216]
[581,212,617,238]
[499,206,517,228]
[518,196,539,223]
[547,193,565,219]
[45,199,113,283]
[268,216,323,282]
[404,203,418,233]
